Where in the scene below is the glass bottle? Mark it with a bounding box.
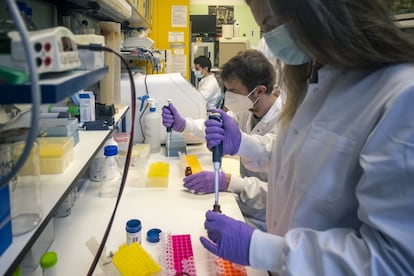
[89,137,118,181]
[0,128,42,236]
[99,145,122,198]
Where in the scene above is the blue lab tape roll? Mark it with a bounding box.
[146,228,162,243]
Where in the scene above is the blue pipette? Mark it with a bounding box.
[209,113,223,213]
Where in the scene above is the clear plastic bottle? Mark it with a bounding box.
[40,251,58,276]
[143,98,161,153]
[99,145,122,198]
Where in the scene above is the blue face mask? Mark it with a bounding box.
[264,24,311,65]
[194,70,203,79]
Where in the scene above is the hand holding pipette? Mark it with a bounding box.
[207,113,223,213]
[204,109,241,156]
[165,100,172,156]
[161,102,186,132]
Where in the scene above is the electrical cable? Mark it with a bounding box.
[140,53,150,143]
[1,0,41,189]
[139,102,149,143]
[77,44,137,276]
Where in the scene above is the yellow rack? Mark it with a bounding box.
[112,243,161,276]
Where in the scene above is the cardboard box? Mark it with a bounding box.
[79,91,96,123]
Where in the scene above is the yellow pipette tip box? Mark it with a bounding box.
[146,161,169,187]
[112,243,161,276]
[186,155,202,174]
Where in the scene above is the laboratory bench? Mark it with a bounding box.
[26,143,268,275]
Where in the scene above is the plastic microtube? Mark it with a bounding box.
[125,219,141,245]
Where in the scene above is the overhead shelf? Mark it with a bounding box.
[61,0,150,28]
[0,67,108,104]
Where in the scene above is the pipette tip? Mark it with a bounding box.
[213,204,221,213]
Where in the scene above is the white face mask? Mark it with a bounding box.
[224,88,258,113]
[194,70,203,79]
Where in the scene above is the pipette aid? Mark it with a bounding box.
[209,113,223,213]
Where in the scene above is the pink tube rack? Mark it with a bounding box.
[160,233,197,275]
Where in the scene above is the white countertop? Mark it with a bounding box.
[29,144,266,275]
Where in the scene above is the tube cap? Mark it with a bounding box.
[126,219,141,233]
[146,228,162,243]
[40,251,58,269]
[104,145,118,156]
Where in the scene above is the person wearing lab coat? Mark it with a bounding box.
[162,49,281,231]
[199,0,414,274]
[193,55,222,110]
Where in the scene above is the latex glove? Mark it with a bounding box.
[183,171,226,193]
[200,210,254,266]
[161,103,186,132]
[205,109,241,155]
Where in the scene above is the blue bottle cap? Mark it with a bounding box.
[104,145,118,156]
[126,219,141,233]
[146,228,162,243]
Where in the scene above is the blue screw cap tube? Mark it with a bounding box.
[126,219,142,245]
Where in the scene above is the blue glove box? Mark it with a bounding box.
[0,184,12,256]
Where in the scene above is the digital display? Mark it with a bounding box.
[61,36,73,52]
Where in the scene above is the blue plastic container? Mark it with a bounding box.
[0,184,12,256]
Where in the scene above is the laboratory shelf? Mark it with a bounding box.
[0,105,129,276]
[0,67,108,104]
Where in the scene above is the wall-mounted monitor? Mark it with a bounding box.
[190,15,217,35]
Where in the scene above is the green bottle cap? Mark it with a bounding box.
[40,251,58,269]
[12,266,21,276]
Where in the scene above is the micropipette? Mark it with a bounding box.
[165,99,172,157]
[209,113,223,213]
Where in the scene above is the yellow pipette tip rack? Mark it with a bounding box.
[179,152,202,175]
[147,161,170,187]
[147,162,170,177]
[112,243,161,276]
[186,155,202,174]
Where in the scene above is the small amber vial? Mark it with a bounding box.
[185,166,192,176]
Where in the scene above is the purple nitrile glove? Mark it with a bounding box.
[200,210,254,266]
[161,103,186,132]
[183,171,226,194]
[205,109,241,155]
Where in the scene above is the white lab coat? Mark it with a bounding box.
[238,64,414,274]
[197,73,222,110]
[183,97,282,230]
